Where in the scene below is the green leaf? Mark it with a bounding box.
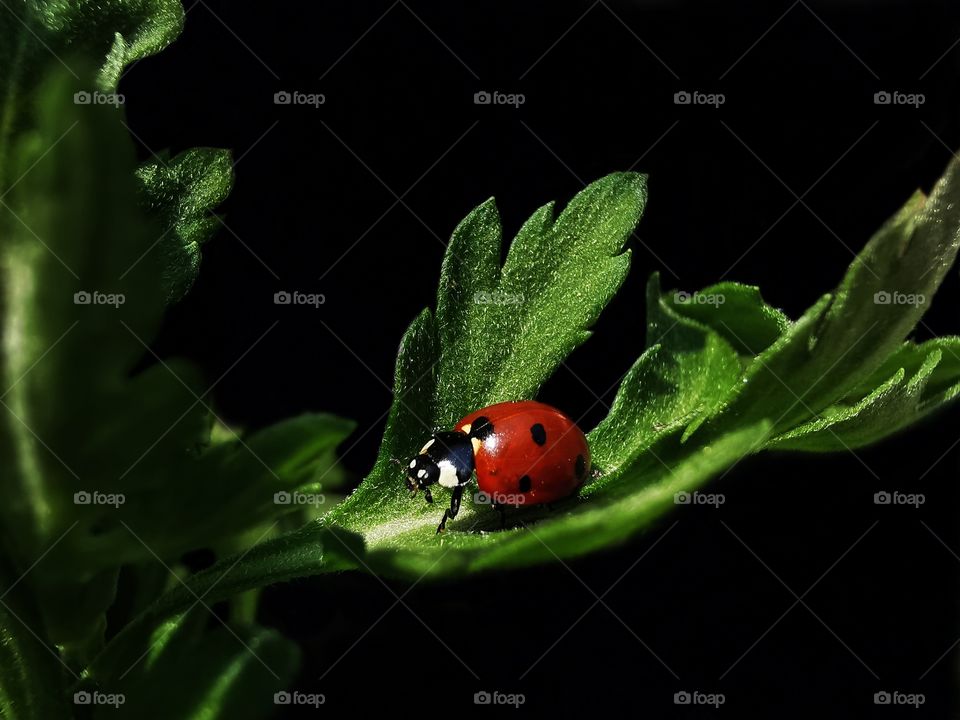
[135,148,235,302]
[768,338,960,451]
[0,68,167,563]
[691,160,960,439]
[330,174,649,540]
[0,68,353,655]
[662,281,790,358]
[89,525,363,682]
[95,1,185,91]
[0,2,231,305]
[84,413,358,563]
[0,69,224,648]
[434,173,646,425]
[0,1,356,712]
[587,274,742,481]
[845,336,960,405]
[0,0,184,190]
[0,562,72,720]
[90,609,299,720]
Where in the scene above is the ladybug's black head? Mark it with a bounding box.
[406,431,475,499]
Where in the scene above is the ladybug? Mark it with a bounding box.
[405,400,591,533]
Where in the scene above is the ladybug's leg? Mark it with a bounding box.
[436,485,463,534]
[490,502,507,529]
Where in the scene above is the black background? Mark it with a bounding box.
[123,1,960,716]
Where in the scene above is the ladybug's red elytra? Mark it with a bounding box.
[405,400,591,533]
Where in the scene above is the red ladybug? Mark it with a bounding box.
[405,400,590,533]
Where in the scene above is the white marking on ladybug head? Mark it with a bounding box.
[417,469,428,480]
[437,460,459,488]
[419,438,435,454]
[409,459,417,469]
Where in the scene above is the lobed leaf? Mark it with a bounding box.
[768,338,960,451]
[434,173,646,426]
[0,0,184,189]
[587,274,742,482]
[329,175,649,542]
[136,148,235,301]
[661,280,790,358]
[0,69,353,655]
[679,160,960,442]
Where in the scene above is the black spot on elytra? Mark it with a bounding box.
[518,475,532,493]
[575,454,586,479]
[530,423,546,445]
[469,416,494,440]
